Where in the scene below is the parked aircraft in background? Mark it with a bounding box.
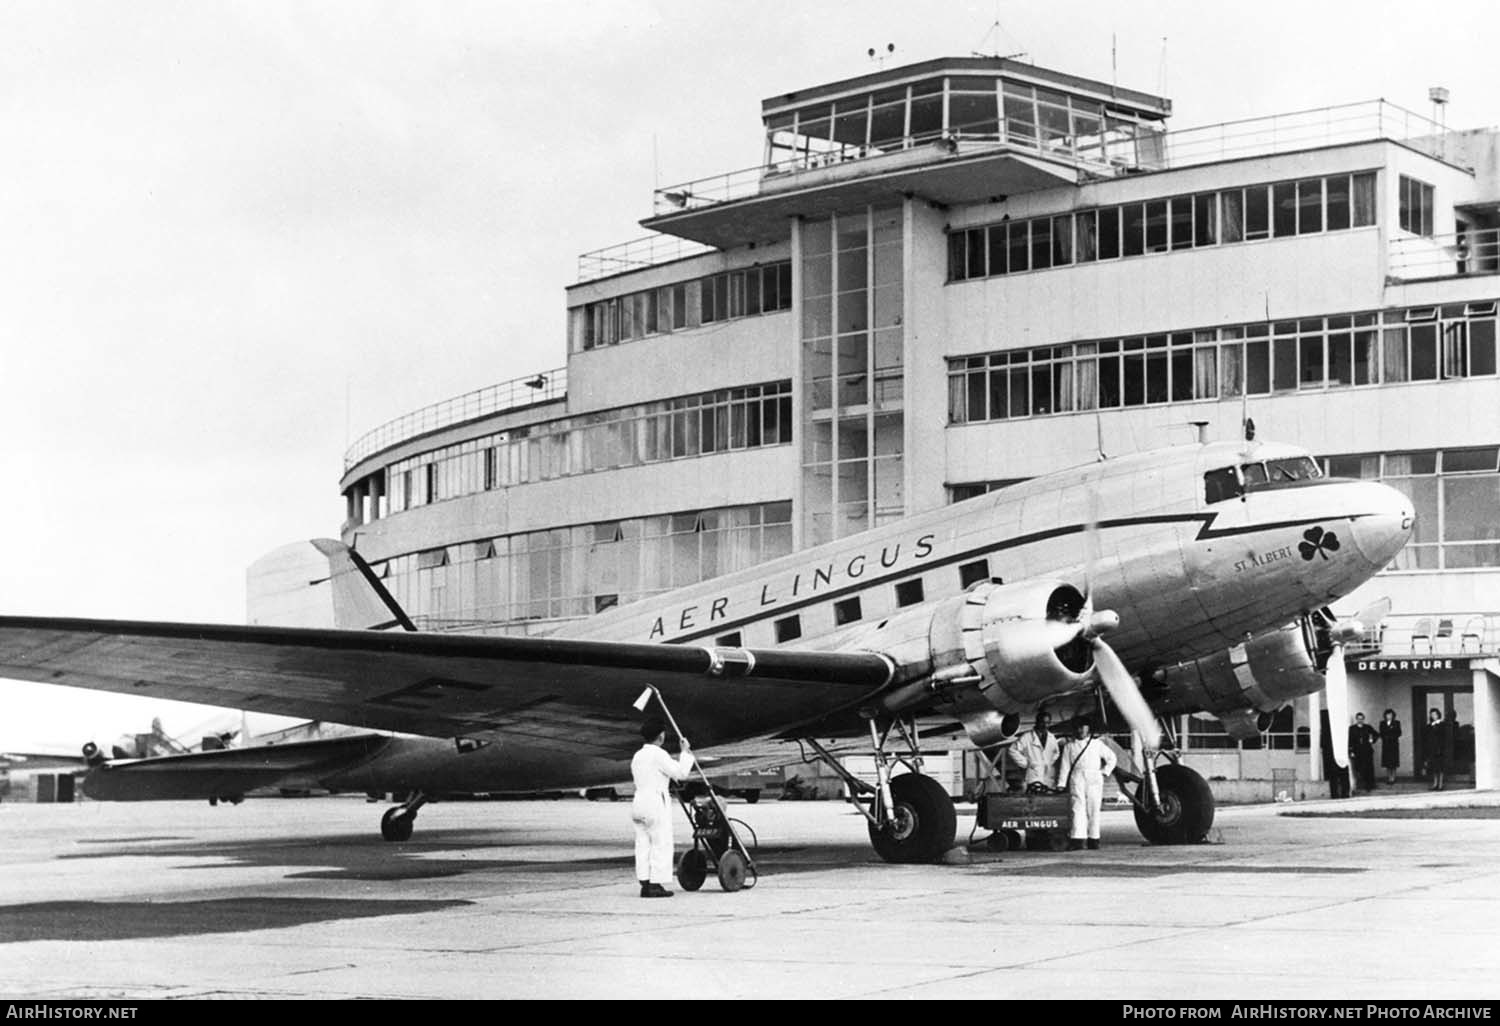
[0,438,1412,862]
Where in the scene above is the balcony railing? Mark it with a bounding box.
[1343,612,1500,659]
[1388,229,1500,282]
[576,234,717,284]
[650,99,1444,216]
[344,368,566,471]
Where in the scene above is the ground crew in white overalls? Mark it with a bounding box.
[1058,719,1117,850]
[1008,711,1061,791]
[630,716,694,897]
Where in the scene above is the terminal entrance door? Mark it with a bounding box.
[1412,687,1475,783]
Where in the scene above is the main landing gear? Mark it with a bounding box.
[1116,722,1215,845]
[380,791,428,842]
[804,716,957,864]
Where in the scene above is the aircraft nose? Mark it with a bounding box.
[1347,482,1415,570]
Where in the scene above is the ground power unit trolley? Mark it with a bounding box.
[632,684,759,892]
[675,780,759,892]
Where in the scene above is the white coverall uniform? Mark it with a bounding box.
[630,743,694,884]
[1059,736,1117,840]
[1008,728,1060,789]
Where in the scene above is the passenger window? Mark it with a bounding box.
[716,632,742,647]
[1203,467,1241,504]
[774,616,802,643]
[833,597,863,626]
[895,579,925,607]
[959,559,991,588]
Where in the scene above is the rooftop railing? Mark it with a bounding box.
[576,234,717,284]
[649,99,1445,216]
[1344,612,1500,659]
[344,367,566,472]
[1387,229,1500,282]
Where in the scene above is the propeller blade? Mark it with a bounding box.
[1083,491,1101,604]
[1325,642,1350,769]
[1355,596,1392,627]
[1093,636,1162,748]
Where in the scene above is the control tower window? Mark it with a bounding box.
[949,77,998,138]
[909,79,943,142]
[869,88,907,151]
[1002,82,1036,143]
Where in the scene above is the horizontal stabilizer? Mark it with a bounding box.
[83,733,391,801]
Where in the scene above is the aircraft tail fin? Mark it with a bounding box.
[310,539,418,632]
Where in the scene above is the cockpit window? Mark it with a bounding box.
[1204,467,1240,504]
[1263,457,1323,483]
[1204,456,1324,504]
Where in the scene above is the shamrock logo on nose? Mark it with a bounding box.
[1298,526,1341,561]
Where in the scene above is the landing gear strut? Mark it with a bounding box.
[803,716,957,864]
[380,791,428,842]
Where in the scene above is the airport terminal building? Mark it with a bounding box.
[252,57,1500,794]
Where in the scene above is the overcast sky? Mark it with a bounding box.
[2,0,1496,752]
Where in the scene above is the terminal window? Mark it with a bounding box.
[1399,175,1434,236]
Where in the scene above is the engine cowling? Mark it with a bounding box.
[873,579,1096,745]
[1149,618,1324,731]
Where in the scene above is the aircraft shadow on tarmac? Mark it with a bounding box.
[0,897,472,943]
[58,828,638,880]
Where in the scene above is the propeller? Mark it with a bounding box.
[1075,493,1162,748]
[1083,611,1162,749]
[1320,598,1386,770]
[1324,629,1351,770]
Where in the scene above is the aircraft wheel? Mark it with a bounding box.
[1134,763,1215,844]
[677,849,708,892]
[716,850,748,892]
[380,807,415,842]
[868,774,957,864]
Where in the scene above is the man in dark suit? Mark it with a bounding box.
[1349,712,1379,791]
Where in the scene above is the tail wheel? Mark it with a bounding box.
[868,774,957,864]
[1134,763,1214,844]
[380,807,415,842]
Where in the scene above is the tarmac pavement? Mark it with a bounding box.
[2,786,1499,1001]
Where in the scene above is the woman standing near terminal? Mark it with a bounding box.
[1423,708,1447,791]
[1379,709,1403,785]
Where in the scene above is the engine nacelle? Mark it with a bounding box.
[1151,619,1323,722]
[880,579,1095,745]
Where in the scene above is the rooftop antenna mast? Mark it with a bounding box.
[972,6,1027,61]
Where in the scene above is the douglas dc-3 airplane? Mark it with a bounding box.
[0,437,1413,863]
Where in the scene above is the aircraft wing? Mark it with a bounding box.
[0,617,894,759]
